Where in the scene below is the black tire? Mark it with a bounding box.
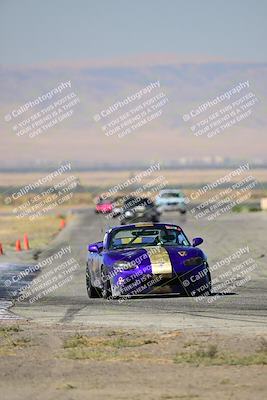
[102,278,112,299]
[180,209,187,214]
[101,268,113,299]
[182,264,212,297]
[206,267,212,294]
[86,268,100,298]
[192,267,212,296]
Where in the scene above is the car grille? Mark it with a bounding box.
[183,257,203,267]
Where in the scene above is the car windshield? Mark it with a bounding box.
[97,199,111,205]
[160,192,182,198]
[109,226,190,249]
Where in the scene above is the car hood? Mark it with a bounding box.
[104,245,205,273]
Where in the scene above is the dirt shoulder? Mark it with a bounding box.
[0,322,266,400]
[0,214,70,253]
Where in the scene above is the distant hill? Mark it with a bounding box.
[1,59,266,167]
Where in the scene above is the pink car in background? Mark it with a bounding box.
[95,198,113,214]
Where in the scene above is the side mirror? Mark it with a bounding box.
[192,237,203,247]
[88,244,99,253]
[88,242,103,253]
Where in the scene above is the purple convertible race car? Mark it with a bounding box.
[86,223,212,299]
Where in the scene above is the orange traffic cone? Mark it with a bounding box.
[15,239,22,252]
[0,243,3,255]
[24,233,30,250]
[60,219,66,229]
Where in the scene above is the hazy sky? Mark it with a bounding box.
[0,0,266,65]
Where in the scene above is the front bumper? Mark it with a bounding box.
[158,203,186,212]
[110,264,210,297]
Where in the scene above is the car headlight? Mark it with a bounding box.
[135,206,145,212]
[184,257,203,267]
[125,210,134,217]
[113,261,136,271]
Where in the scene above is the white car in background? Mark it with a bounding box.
[155,189,187,214]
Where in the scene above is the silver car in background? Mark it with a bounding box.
[155,189,187,214]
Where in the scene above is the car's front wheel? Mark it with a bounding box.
[182,264,212,297]
[101,267,115,299]
[102,277,112,299]
[206,268,212,294]
[86,268,100,298]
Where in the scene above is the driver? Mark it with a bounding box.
[158,230,177,245]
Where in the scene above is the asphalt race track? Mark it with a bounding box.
[12,209,267,333]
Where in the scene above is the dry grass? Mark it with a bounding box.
[0,214,70,250]
[0,169,267,187]
[0,193,93,208]
[63,332,157,361]
[0,325,30,356]
[0,324,266,399]
[62,331,267,366]
[174,344,267,366]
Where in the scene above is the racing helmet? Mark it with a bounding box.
[159,230,177,244]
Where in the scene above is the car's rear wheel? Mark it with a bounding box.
[86,268,100,298]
